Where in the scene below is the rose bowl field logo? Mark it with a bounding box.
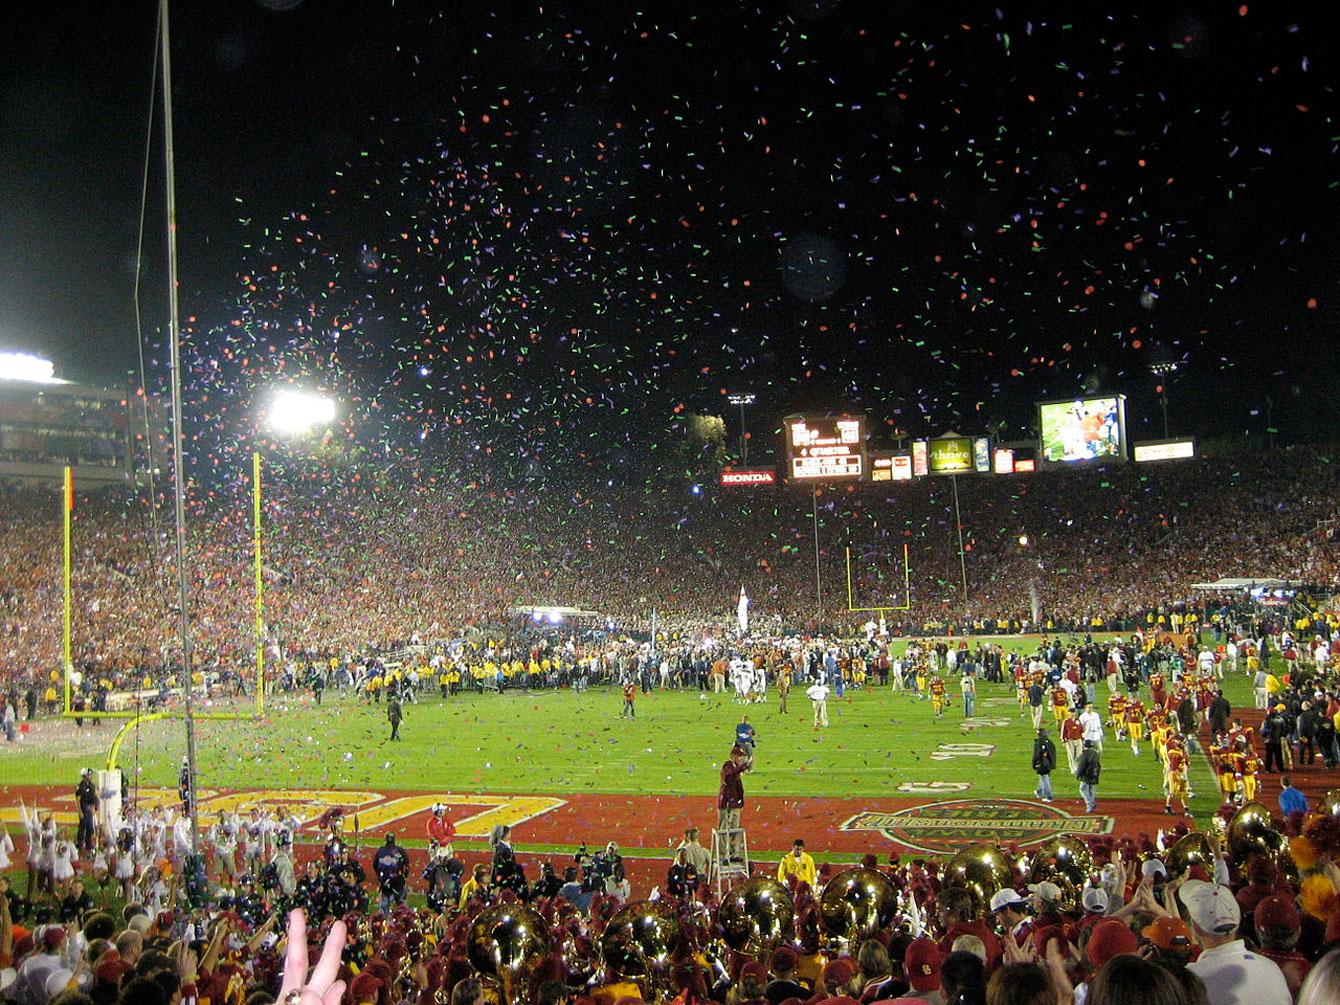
[841,798,1112,855]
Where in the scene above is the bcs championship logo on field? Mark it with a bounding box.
[841,798,1111,855]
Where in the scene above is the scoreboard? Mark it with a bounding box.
[785,414,866,481]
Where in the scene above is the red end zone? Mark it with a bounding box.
[1,784,1184,860]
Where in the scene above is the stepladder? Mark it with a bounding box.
[710,826,749,893]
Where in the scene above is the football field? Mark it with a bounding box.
[1,638,1260,878]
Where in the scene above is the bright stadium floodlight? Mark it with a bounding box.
[267,388,336,434]
[0,351,70,383]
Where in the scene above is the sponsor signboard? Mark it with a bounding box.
[720,469,777,485]
[1133,440,1196,462]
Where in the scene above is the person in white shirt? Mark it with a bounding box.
[1183,879,1290,1005]
[1313,639,1330,670]
[1224,639,1240,674]
[960,671,977,718]
[14,926,69,1005]
[1198,648,1217,678]
[1078,703,1104,753]
[806,680,830,728]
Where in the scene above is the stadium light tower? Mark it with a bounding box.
[727,392,756,465]
[1150,361,1178,439]
[266,388,336,435]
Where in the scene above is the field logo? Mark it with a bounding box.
[841,798,1111,854]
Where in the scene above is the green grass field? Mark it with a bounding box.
[6,635,1256,815]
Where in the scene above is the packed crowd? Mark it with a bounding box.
[2,450,1339,690]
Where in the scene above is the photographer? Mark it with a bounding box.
[373,833,410,913]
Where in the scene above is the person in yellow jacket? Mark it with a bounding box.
[776,838,817,888]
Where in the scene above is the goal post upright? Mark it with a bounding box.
[845,542,912,614]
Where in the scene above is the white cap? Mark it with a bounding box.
[1181,880,1241,935]
[1,968,17,992]
[1028,880,1062,902]
[1082,888,1109,913]
[989,888,1029,912]
[1141,858,1168,878]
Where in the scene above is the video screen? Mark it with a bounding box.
[1038,396,1125,463]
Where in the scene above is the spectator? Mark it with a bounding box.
[1182,879,1290,1005]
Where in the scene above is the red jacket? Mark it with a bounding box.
[719,759,745,810]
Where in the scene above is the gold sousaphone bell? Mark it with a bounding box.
[1226,800,1295,880]
[600,900,683,991]
[942,843,1014,917]
[1026,835,1094,914]
[1165,831,1215,882]
[466,903,552,1005]
[719,877,796,954]
[819,867,899,943]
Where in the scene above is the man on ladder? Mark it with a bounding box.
[716,746,748,864]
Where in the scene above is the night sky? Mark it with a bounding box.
[2,2,1337,469]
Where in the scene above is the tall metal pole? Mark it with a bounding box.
[951,475,968,608]
[63,467,73,712]
[254,451,266,715]
[160,0,200,855]
[738,399,748,466]
[728,392,755,467]
[812,486,823,631]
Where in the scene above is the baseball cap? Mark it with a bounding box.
[1081,888,1109,914]
[904,938,943,992]
[1028,880,1062,902]
[1181,880,1241,935]
[990,888,1029,912]
[1141,859,1168,879]
[349,972,383,1003]
[740,961,770,985]
[823,957,858,988]
[1142,916,1195,950]
[1254,894,1301,932]
[94,950,134,984]
[1085,919,1137,967]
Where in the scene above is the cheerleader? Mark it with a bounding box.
[113,824,138,903]
[242,806,271,877]
[0,821,15,872]
[37,811,58,897]
[170,814,194,867]
[275,806,301,849]
[210,812,239,887]
[52,830,79,894]
[18,799,41,901]
[90,838,112,898]
[138,864,170,916]
[139,810,167,871]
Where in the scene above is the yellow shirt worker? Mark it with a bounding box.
[777,839,818,888]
